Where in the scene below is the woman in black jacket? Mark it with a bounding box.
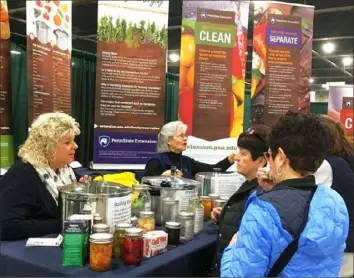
[0,112,89,241]
[208,124,270,276]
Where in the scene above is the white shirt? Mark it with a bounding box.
[313,159,333,187]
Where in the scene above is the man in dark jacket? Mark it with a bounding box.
[208,125,270,276]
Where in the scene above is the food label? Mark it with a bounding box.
[143,231,168,258]
[106,194,132,232]
[194,207,204,234]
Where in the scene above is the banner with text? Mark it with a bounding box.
[328,85,354,146]
[92,1,169,169]
[0,0,14,169]
[179,1,249,166]
[27,0,72,123]
[250,2,314,126]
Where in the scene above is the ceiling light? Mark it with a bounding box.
[10,50,21,55]
[309,78,314,83]
[342,57,353,66]
[322,42,335,54]
[169,53,180,62]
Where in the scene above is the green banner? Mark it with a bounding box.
[195,22,235,48]
[0,135,14,168]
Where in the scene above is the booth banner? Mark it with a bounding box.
[0,0,14,169]
[179,1,249,166]
[92,1,169,169]
[250,2,314,126]
[328,85,354,145]
[27,0,72,123]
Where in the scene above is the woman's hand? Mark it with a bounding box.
[257,167,274,191]
[228,152,237,164]
[211,207,222,224]
[161,169,183,177]
[79,175,91,183]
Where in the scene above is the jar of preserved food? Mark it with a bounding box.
[162,198,179,226]
[92,223,110,234]
[208,194,220,210]
[188,198,204,234]
[215,199,227,209]
[131,216,138,227]
[165,221,181,247]
[113,223,132,258]
[122,228,144,266]
[177,211,194,241]
[93,216,103,225]
[137,211,155,233]
[200,196,212,220]
[132,184,152,217]
[89,233,113,271]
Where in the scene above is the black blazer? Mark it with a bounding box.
[0,160,80,241]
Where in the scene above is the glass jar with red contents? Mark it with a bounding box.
[89,233,113,271]
[122,228,144,266]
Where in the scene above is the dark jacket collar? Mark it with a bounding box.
[272,175,316,190]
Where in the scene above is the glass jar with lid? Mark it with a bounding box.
[113,223,132,258]
[200,196,212,220]
[122,228,144,266]
[177,211,195,241]
[137,211,155,233]
[89,233,113,271]
[188,198,204,234]
[208,194,220,211]
[215,199,227,209]
[92,223,110,234]
[162,198,179,226]
[165,221,181,247]
[132,184,152,217]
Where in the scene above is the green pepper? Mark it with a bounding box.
[34,8,41,18]
[58,9,64,19]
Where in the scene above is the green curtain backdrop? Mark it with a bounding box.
[310,102,328,114]
[71,50,96,167]
[165,73,179,123]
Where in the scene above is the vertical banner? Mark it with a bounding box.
[250,2,314,126]
[92,1,169,169]
[179,1,249,165]
[0,0,14,169]
[27,0,72,123]
[328,85,354,145]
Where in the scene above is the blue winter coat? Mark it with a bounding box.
[221,178,349,277]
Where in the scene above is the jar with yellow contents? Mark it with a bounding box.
[137,211,155,233]
[89,233,113,271]
[113,223,132,258]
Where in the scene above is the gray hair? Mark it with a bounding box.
[156,121,188,153]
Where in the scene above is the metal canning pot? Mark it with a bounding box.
[58,181,132,231]
[195,171,246,198]
[54,29,69,51]
[35,20,50,45]
[141,176,200,225]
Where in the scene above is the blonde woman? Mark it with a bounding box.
[0,112,89,241]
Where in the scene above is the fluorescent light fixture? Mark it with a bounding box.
[10,50,21,55]
[322,42,335,54]
[342,57,353,66]
[169,53,180,62]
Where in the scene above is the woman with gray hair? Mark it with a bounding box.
[0,112,89,240]
[144,121,236,179]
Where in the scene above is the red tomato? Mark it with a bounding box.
[36,1,42,7]
[178,87,194,135]
[44,6,51,13]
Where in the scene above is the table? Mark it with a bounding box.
[0,222,218,277]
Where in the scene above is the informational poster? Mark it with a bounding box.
[328,85,354,145]
[26,0,72,123]
[250,2,314,126]
[92,1,169,169]
[0,0,14,169]
[178,1,249,166]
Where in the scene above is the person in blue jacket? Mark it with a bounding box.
[221,111,349,277]
[144,121,236,179]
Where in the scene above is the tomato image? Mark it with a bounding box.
[178,87,194,135]
[180,34,195,68]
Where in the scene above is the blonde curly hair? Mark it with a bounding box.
[18,112,80,167]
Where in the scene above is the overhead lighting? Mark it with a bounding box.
[309,78,314,83]
[342,57,353,66]
[322,42,335,54]
[10,50,21,55]
[169,53,180,63]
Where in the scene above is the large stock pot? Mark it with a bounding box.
[58,181,132,231]
[141,176,200,225]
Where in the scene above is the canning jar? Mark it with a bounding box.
[162,198,179,226]
[113,223,132,258]
[93,216,103,225]
[165,221,181,247]
[208,194,220,210]
[188,198,204,234]
[177,211,195,241]
[215,199,227,209]
[89,233,113,271]
[122,228,144,266]
[200,196,212,220]
[92,223,110,234]
[132,184,152,217]
[137,211,155,233]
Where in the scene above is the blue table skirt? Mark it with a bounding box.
[0,222,218,277]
